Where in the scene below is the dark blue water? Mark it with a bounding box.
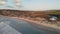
[0,17,59,34]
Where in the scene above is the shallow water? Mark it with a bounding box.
[0,17,59,34]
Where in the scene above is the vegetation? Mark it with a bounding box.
[48,10,60,15]
[0,9,48,18]
[0,9,60,25]
[0,9,60,21]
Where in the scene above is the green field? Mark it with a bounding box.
[48,10,60,15]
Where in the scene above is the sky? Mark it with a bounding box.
[0,0,60,11]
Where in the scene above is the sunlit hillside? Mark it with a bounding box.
[0,9,60,20]
[48,10,60,15]
[0,9,48,18]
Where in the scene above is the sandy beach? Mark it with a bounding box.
[0,15,60,32]
[9,17,60,33]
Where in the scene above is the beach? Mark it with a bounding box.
[0,15,60,34]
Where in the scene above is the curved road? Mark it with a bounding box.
[0,16,60,34]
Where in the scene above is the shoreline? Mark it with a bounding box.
[11,17,60,33]
[11,17,60,29]
[0,15,60,32]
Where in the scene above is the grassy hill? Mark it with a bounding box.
[0,9,60,18]
[0,9,48,18]
[48,10,60,15]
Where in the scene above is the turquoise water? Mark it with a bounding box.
[0,17,59,34]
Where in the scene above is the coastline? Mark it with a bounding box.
[11,17,60,32]
[0,15,60,32]
[11,17,60,29]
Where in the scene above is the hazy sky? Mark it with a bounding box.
[0,0,60,11]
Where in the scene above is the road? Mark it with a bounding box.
[0,16,60,34]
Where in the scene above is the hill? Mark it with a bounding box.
[48,10,60,15]
[0,9,60,21]
[0,9,48,18]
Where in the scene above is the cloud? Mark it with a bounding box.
[0,1,6,5]
[0,0,60,11]
[21,3,58,11]
[20,0,60,11]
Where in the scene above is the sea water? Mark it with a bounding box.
[0,17,59,34]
